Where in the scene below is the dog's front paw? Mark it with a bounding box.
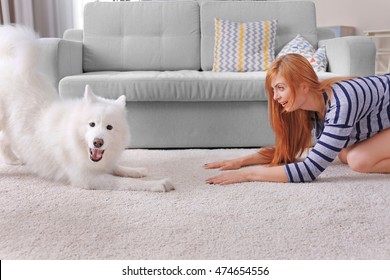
[150,178,175,192]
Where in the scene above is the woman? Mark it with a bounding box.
[204,53,390,185]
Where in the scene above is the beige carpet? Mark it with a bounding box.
[1,148,389,260]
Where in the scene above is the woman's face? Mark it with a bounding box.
[271,74,306,112]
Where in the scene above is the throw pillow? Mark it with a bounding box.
[277,34,328,72]
[213,18,277,72]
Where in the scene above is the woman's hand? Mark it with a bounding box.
[206,169,253,185]
[203,159,242,170]
[203,150,274,171]
[206,165,288,185]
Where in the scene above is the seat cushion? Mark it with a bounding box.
[59,70,269,101]
[59,70,339,102]
[59,70,340,103]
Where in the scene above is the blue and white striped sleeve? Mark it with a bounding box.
[284,123,353,182]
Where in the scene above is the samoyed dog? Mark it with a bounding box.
[0,25,174,192]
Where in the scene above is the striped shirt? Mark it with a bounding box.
[285,74,390,182]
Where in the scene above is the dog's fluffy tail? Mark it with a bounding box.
[0,25,39,78]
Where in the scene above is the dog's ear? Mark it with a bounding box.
[115,95,126,108]
[84,85,98,103]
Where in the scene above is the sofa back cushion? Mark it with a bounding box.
[201,1,317,71]
[83,1,200,71]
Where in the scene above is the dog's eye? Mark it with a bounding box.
[89,122,95,127]
[106,125,113,130]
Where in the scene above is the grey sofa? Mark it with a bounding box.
[39,0,376,148]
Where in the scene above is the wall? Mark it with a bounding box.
[312,0,390,74]
[311,0,390,36]
[33,0,73,37]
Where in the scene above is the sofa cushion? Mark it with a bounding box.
[59,70,269,101]
[59,70,339,103]
[277,34,328,72]
[201,1,317,71]
[212,18,277,72]
[83,1,201,71]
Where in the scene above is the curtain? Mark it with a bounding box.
[0,0,73,37]
[73,0,96,29]
[1,0,17,25]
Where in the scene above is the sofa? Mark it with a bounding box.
[38,0,376,148]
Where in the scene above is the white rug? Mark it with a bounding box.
[1,149,389,260]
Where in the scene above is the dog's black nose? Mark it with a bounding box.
[93,138,104,148]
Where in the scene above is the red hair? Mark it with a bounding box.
[260,53,350,165]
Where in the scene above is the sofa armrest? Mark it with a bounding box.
[38,38,83,91]
[63,29,83,42]
[319,36,376,76]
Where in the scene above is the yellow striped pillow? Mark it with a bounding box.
[213,18,277,72]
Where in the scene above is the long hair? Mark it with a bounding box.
[260,53,350,165]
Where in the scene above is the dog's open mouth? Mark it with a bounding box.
[90,148,104,162]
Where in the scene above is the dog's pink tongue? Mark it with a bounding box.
[91,149,103,161]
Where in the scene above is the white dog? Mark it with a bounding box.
[0,25,174,192]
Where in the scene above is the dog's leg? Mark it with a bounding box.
[113,164,147,178]
[0,109,21,164]
[114,177,174,192]
[71,173,174,192]
[0,131,22,165]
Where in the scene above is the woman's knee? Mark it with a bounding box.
[338,148,348,164]
[346,149,372,173]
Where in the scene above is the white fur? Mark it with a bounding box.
[0,25,174,192]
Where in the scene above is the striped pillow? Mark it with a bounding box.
[213,18,277,72]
